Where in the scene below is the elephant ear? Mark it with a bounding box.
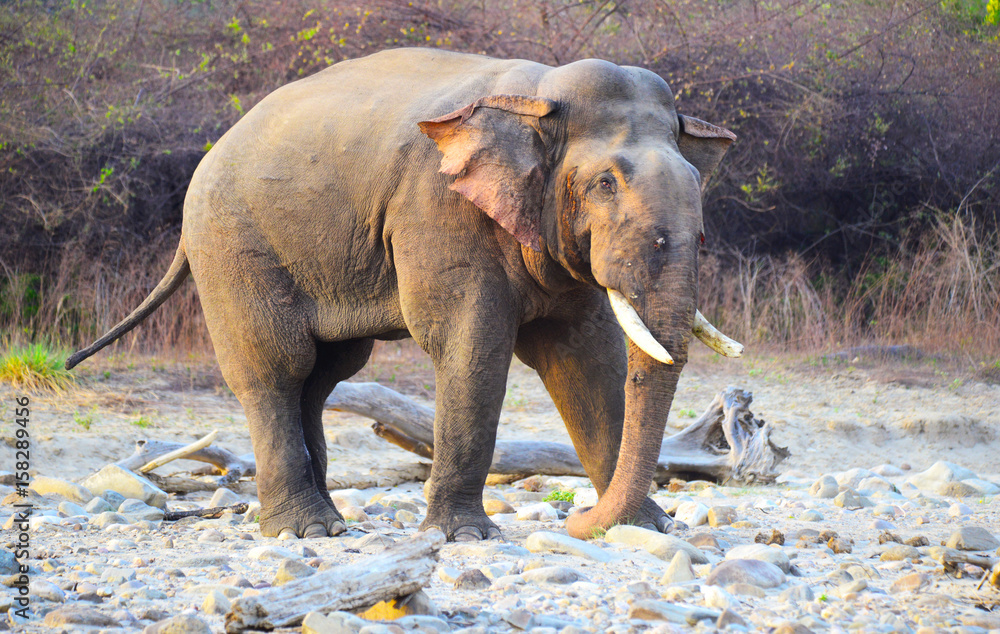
[419,95,557,252]
[677,114,737,191]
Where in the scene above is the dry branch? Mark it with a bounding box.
[225,529,445,632]
[116,436,256,486]
[326,382,788,485]
[163,502,249,521]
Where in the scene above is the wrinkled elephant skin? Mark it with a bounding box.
[67,49,736,541]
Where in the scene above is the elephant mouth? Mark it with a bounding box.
[606,288,744,364]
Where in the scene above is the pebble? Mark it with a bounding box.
[948,503,973,517]
[81,465,168,508]
[483,499,515,515]
[57,500,89,517]
[197,528,225,543]
[604,525,708,563]
[716,607,748,629]
[208,487,242,508]
[328,489,367,509]
[834,489,864,509]
[42,606,119,628]
[516,502,559,521]
[799,509,823,522]
[521,565,587,584]
[938,481,981,497]
[961,478,1000,495]
[702,584,736,610]
[809,475,839,498]
[674,501,710,527]
[525,531,616,562]
[727,582,767,598]
[91,511,129,528]
[880,544,921,561]
[454,569,492,589]
[705,559,786,588]
[201,589,231,614]
[30,579,66,602]
[395,509,418,523]
[836,468,877,489]
[339,506,368,522]
[873,464,905,477]
[628,599,720,625]
[946,526,1000,551]
[707,505,737,527]
[890,572,928,593]
[302,611,369,634]
[144,614,212,633]
[84,497,114,514]
[660,550,697,584]
[273,558,317,585]
[727,544,790,573]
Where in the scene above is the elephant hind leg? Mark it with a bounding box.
[300,338,375,507]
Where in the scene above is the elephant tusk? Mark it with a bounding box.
[607,289,674,365]
[692,310,744,357]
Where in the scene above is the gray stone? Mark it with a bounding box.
[872,464,904,477]
[0,550,20,575]
[273,558,317,585]
[726,544,790,573]
[859,478,896,493]
[706,559,786,589]
[516,502,559,521]
[82,465,167,509]
[834,489,864,509]
[143,614,212,634]
[716,608,747,629]
[91,512,129,528]
[57,501,88,517]
[454,569,491,590]
[28,475,94,504]
[809,475,839,498]
[946,526,1000,551]
[176,554,232,567]
[101,568,137,584]
[604,525,708,563]
[395,509,418,523]
[628,599,720,625]
[84,497,114,514]
[938,481,981,497]
[43,606,119,628]
[118,499,164,521]
[395,616,451,633]
[525,531,616,562]
[502,609,534,629]
[674,501,710,527]
[100,490,127,508]
[208,487,241,508]
[962,478,1000,495]
[778,584,814,602]
[799,509,823,522]
[249,545,299,561]
[660,550,697,585]
[521,565,587,584]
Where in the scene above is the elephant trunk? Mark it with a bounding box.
[566,261,694,539]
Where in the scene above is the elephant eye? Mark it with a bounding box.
[598,176,616,194]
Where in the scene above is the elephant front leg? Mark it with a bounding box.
[419,329,515,542]
[514,291,673,534]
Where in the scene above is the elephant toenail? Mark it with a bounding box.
[303,523,328,539]
[452,526,483,542]
[277,528,299,541]
[329,521,347,536]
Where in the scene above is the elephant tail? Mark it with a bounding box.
[66,240,190,370]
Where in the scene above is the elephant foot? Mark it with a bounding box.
[420,511,503,542]
[635,497,674,534]
[259,493,347,539]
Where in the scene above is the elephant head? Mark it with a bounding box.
[420,59,742,539]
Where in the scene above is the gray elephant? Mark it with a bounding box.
[68,47,743,541]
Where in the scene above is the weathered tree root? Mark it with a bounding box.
[116,433,255,486]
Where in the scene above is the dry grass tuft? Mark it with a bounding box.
[0,343,75,391]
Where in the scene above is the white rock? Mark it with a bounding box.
[80,465,167,509]
[202,589,231,615]
[29,579,66,602]
[726,544,790,573]
[516,502,559,521]
[328,489,367,509]
[702,584,736,610]
[961,479,1000,496]
[521,566,588,584]
[836,468,877,489]
[857,477,895,493]
[949,503,973,517]
[674,502,709,527]
[872,464,904,477]
[906,461,977,491]
[660,550,697,585]
[604,525,708,564]
[573,487,598,507]
[208,488,242,508]
[28,476,94,504]
[525,531,616,562]
[809,475,839,499]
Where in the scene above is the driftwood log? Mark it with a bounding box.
[326,382,788,485]
[225,529,444,632]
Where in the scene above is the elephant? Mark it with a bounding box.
[67,47,743,541]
